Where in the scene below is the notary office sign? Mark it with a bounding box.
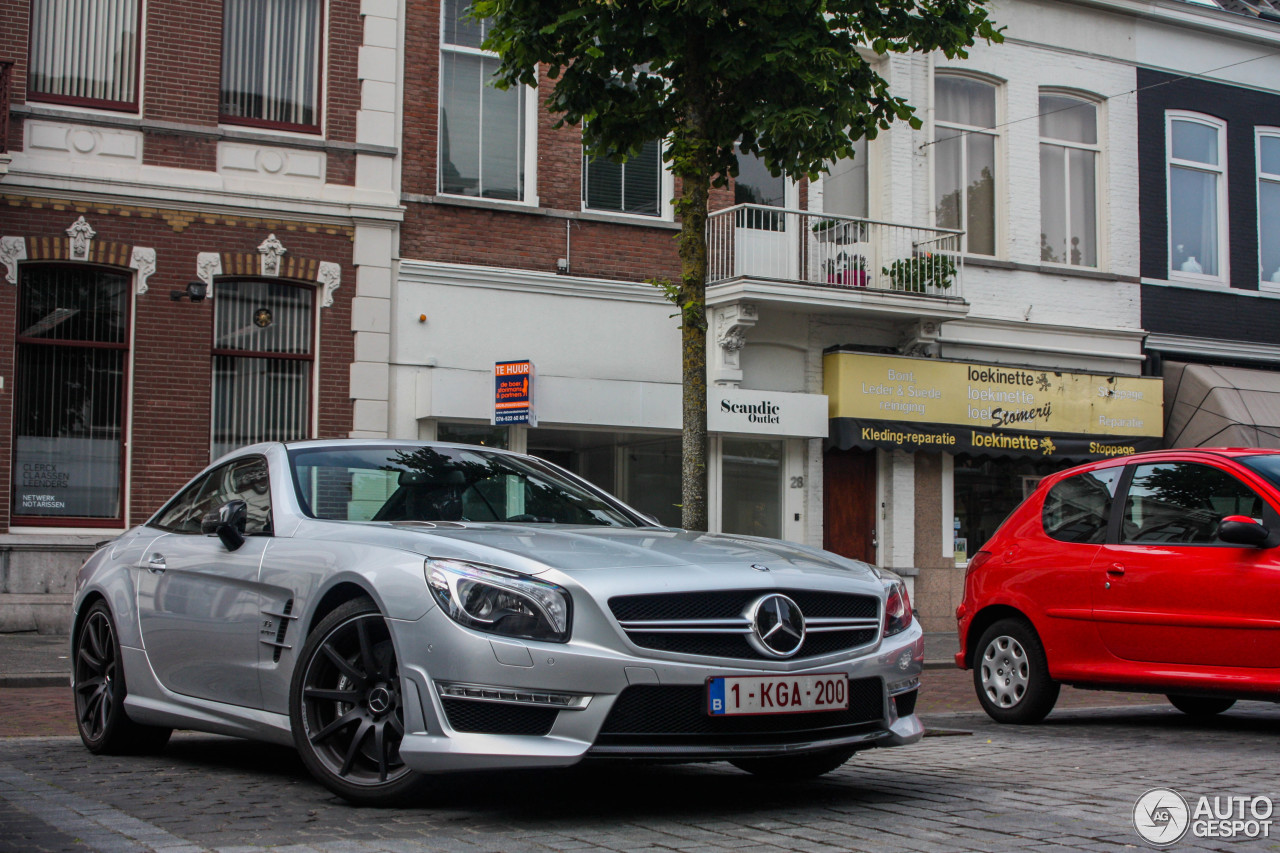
[493,360,536,426]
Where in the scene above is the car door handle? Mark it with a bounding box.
[1106,563,1125,576]
[146,554,167,574]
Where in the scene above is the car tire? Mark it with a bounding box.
[74,600,173,755]
[1167,694,1236,717]
[973,618,1060,724]
[291,597,431,806]
[730,747,857,780]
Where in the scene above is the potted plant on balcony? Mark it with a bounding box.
[826,251,868,287]
[882,252,955,292]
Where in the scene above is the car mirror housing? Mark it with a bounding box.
[202,499,248,551]
[1217,514,1271,548]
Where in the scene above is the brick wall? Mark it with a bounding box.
[0,196,355,532]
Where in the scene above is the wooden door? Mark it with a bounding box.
[824,448,878,564]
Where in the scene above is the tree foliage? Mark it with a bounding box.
[472,0,1002,530]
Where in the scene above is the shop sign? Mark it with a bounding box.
[824,352,1164,460]
[14,436,120,518]
[709,388,828,438]
[493,360,536,426]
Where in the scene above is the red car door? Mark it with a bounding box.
[1092,459,1280,669]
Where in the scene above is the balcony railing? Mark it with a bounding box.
[707,205,964,299]
[0,61,12,157]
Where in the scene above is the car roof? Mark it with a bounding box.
[1040,446,1280,487]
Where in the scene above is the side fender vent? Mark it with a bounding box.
[260,598,298,663]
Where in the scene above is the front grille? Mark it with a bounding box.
[594,678,884,748]
[608,589,880,661]
[441,698,559,736]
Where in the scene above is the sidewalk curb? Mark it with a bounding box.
[0,675,68,688]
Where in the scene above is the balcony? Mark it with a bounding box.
[706,205,968,324]
[0,60,11,176]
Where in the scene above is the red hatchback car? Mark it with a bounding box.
[957,447,1280,723]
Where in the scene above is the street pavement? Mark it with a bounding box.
[2,634,1276,852]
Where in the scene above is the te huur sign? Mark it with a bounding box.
[823,351,1164,460]
[494,360,535,426]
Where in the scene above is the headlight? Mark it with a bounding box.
[883,579,913,637]
[426,559,571,643]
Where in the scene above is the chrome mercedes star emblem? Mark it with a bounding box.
[748,594,806,658]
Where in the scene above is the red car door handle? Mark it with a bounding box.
[1106,563,1125,576]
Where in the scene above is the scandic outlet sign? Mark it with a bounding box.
[823,352,1165,460]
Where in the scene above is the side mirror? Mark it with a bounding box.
[1217,514,1271,548]
[202,499,248,551]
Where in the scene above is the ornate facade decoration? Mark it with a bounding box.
[130,247,157,295]
[0,236,27,284]
[901,320,942,358]
[317,261,342,308]
[66,216,97,261]
[258,233,287,276]
[196,252,224,293]
[711,302,759,386]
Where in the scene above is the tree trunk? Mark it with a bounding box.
[677,169,710,532]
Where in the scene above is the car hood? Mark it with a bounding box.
[304,521,880,584]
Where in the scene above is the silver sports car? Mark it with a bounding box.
[72,440,924,804]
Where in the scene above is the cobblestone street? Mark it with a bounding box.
[1,670,1276,853]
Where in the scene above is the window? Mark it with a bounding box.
[583,138,663,217]
[1042,467,1121,544]
[823,136,869,220]
[212,279,314,459]
[438,0,528,201]
[1258,130,1280,291]
[12,265,129,523]
[1040,93,1099,267]
[1167,113,1227,281]
[721,438,783,539]
[221,0,323,131]
[735,146,788,230]
[152,456,273,535]
[935,74,998,256]
[28,0,140,110]
[1122,462,1266,545]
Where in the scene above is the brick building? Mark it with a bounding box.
[0,0,403,630]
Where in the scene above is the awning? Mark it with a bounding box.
[1164,361,1280,448]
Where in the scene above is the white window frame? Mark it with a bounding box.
[437,7,538,207]
[932,71,1003,258]
[1038,89,1103,270]
[581,138,674,221]
[1166,111,1229,286]
[1256,127,1280,293]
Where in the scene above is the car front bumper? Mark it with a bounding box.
[390,607,925,774]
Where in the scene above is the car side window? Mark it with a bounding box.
[1122,462,1268,545]
[1042,467,1122,543]
[152,457,272,535]
[151,473,217,533]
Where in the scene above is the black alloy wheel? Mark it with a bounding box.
[291,597,429,805]
[73,600,172,754]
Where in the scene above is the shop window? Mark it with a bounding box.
[1042,467,1121,544]
[437,422,510,449]
[220,0,323,131]
[934,73,999,256]
[1257,129,1280,291]
[439,0,529,201]
[721,438,783,539]
[954,455,1068,561]
[583,138,663,217]
[28,0,140,110]
[12,264,130,523]
[211,279,314,459]
[1167,112,1227,282]
[1039,92,1099,267]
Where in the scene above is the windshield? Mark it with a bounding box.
[289,445,640,527]
[1238,454,1280,492]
